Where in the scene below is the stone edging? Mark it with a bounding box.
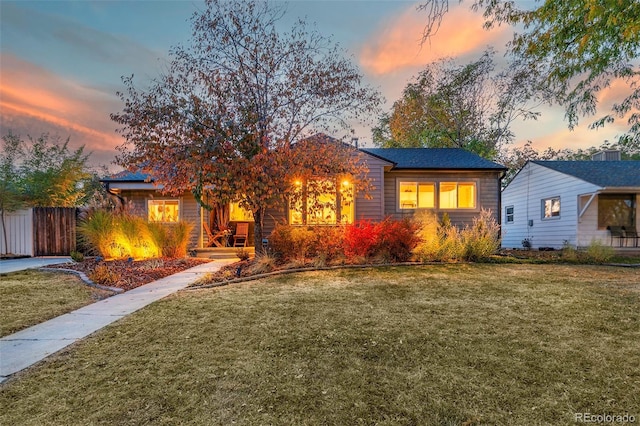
[183,262,425,291]
[38,267,123,293]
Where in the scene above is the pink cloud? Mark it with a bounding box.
[0,53,123,168]
[359,3,511,75]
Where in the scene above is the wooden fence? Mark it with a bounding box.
[33,207,77,256]
[1,207,78,256]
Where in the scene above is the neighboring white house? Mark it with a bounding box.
[501,156,640,249]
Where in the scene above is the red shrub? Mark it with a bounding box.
[374,217,421,262]
[343,220,379,258]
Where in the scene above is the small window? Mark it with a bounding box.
[505,206,514,224]
[148,200,180,223]
[542,197,560,219]
[399,182,435,209]
[440,182,476,209]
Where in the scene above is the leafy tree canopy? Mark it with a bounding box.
[418,0,640,143]
[373,50,541,159]
[1,132,95,208]
[111,0,382,248]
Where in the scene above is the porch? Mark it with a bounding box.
[192,246,255,260]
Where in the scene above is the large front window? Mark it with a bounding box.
[398,181,475,210]
[148,200,179,223]
[598,194,635,229]
[289,178,354,225]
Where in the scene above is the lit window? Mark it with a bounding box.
[148,200,179,223]
[440,182,476,209]
[505,206,514,224]
[229,201,254,222]
[399,182,435,209]
[340,180,355,224]
[542,197,560,219]
[289,178,354,225]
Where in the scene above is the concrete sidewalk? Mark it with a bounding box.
[0,259,236,384]
[0,257,72,274]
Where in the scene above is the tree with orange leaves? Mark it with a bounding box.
[111,0,381,249]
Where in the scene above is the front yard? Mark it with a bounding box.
[0,270,113,337]
[1,264,639,425]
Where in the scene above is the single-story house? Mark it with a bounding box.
[501,156,640,249]
[101,137,507,249]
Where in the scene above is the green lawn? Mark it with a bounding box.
[0,269,113,337]
[1,264,639,425]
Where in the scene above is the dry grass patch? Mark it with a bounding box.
[0,269,113,337]
[1,264,639,425]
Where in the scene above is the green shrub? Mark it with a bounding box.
[584,239,615,264]
[414,209,499,262]
[77,210,115,257]
[78,209,192,259]
[461,209,501,261]
[69,250,84,263]
[116,214,160,259]
[163,221,194,258]
[561,240,579,262]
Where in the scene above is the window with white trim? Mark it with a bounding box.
[505,205,514,224]
[148,199,180,223]
[542,197,560,219]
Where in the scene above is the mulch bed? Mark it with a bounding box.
[46,257,211,292]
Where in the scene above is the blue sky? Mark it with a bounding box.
[0,0,628,169]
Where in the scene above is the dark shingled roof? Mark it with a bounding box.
[102,170,152,182]
[533,160,640,188]
[361,148,507,170]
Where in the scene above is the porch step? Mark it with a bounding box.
[192,247,255,260]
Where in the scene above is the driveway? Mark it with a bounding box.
[0,257,71,274]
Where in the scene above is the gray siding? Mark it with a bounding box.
[119,190,203,249]
[501,162,600,249]
[382,170,502,227]
[355,153,390,221]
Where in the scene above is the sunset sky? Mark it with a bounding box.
[0,0,631,171]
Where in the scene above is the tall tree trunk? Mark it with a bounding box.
[253,206,265,254]
[0,209,7,255]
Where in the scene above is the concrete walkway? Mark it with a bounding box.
[0,256,72,274]
[0,259,236,384]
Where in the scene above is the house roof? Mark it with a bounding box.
[532,160,640,188]
[102,170,152,182]
[361,148,507,171]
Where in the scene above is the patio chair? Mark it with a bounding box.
[203,222,227,248]
[623,226,639,248]
[607,226,627,247]
[233,222,249,247]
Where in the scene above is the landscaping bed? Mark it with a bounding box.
[46,257,211,291]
